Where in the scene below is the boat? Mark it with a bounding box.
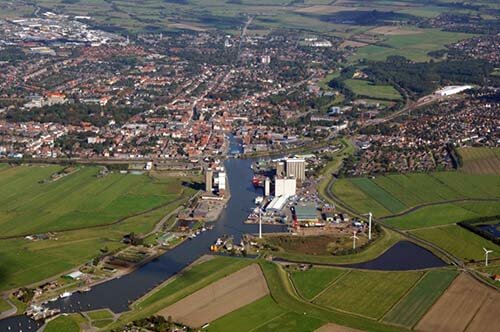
[60,291,72,298]
[252,176,262,186]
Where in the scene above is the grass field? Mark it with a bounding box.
[86,309,114,321]
[458,147,500,175]
[384,201,500,230]
[351,29,472,62]
[0,165,184,237]
[0,297,11,313]
[207,296,286,332]
[44,315,80,332]
[314,270,423,319]
[382,270,458,328]
[333,172,500,218]
[290,267,346,300]
[411,225,500,261]
[0,167,195,291]
[344,79,401,101]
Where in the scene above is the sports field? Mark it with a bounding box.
[333,172,500,218]
[314,270,423,319]
[410,225,500,261]
[0,165,183,237]
[458,147,500,175]
[344,79,401,101]
[382,270,458,328]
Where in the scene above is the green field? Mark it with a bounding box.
[0,297,11,313]
[207,296,287,332]
[382,270,458,328]
[411,225,500,261]
[44,315,80,332]
[351,29,472,62]
[0,165,183,237]
[333,172,500,218]
[344,79,402,101]
[0,166,195,291]
[259,262,408,332]
[86,309,114,321]
[384,201,500,230]
[290,267,346,300]
[314,270,423,319]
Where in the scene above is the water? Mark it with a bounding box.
[345,240,446,271]
[0,138,446,330]
[478,223,500,238]
[0,156,286,331]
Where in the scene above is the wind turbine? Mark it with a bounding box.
[483,247,493,266]
[351,231,359,249]
[362,212,373,240]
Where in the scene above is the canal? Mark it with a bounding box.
[0,139,446,331]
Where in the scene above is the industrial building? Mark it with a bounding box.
[266,195,288,213]
[435,85,472,96]
[275,177,296,197]
[295,204,319,224]
[285,158,306,181]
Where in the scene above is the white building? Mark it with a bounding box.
[275,177,296,197]
[264,177,271,197]
[266,195,288,213]
[435,85,472,96]
[218,172,226,191]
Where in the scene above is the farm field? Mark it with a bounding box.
[383,201,500,230]
[416,273,500,332]
[0,179,194,291]
[207,296,286,332]
[333,172,500,218]
[0,165,185,237]
[410,225,500,262]
[290,267,346,300]
[344,79,402,101]
[382,270,458,328]
[316,323,363,332]
[314,270,423,319]
[157,264,269,327]
[458,147,500,175]
[350,29,472,62]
